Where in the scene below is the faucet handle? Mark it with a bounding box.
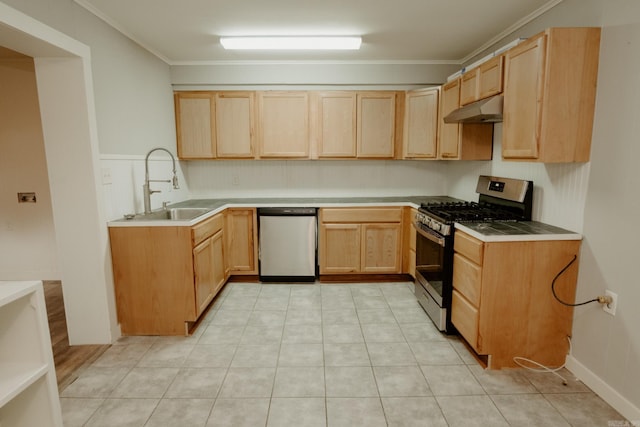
[162,201,171,210]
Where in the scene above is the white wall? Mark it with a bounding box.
[568,3,640,416]
[0,56,59,280]
[0,0,184,343]
[448,0,640,419]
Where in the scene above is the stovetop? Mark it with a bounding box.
[419,201,526,223]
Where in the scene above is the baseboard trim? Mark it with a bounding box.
[565,355,640,423]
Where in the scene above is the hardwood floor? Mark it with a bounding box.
[43,281,110,391]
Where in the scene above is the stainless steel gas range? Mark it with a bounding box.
[414,175,533,333]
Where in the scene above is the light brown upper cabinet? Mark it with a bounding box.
[215,92,255,158]
[438,79,493,160]
[403,88,439,159]
[357,92,397,158]
[257,91,310,158]
[175,92,215,159]
[502,27,600,162]
[175,91,254,159]
[460,55,504,106]
[314,91,357,158]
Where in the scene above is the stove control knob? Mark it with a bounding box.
[432,222,441,232]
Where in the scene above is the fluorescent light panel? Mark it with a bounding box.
[220,36,362,50]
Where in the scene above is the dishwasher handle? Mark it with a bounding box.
[258,207,317,216]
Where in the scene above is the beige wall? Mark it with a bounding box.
[0,55,59,280]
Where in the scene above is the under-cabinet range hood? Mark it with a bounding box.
[443,95,503,124]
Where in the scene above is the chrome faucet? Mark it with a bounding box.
[143,147,179,214]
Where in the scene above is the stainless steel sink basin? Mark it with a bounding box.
[129,207,212,221]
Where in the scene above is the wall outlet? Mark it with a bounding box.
[17,192,36,203]
[603,290,618,316]
[232,175,240,186]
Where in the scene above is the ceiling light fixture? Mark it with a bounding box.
[220,36,362,50]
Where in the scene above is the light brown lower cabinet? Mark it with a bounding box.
[225,208,258,274]
[109,213,227,335]
[402,207,418,277]
[451,230,581,369]
[319,207,403,274]
[193,228,225,317]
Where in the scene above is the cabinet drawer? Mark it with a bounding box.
[451,289,479,350]
[454,231,484,264]
[452,253,482,306]
[192,213,224,246]
[321,207,402,223]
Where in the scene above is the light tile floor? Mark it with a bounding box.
[60,281,628,426]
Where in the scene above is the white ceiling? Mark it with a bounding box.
[75,0,561,65]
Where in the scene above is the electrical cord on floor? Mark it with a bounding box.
[551,255,599,307]
[513,336,572,385]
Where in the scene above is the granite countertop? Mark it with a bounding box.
[107,196,458,227]
[455,221,582,242]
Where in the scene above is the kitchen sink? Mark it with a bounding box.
[129,207,212,221]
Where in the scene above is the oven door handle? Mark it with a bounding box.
[413,222,446,246]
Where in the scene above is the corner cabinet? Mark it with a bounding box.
[175,91,255,159]
[319,207,403,274]
[451,231,581,369]
[109,213,227,335]
[175,92,215,159]
[257,91,310,158]
[438,79,493,160]
[0,281,63,427]
[502,27,601,162]
[403,88,439,159]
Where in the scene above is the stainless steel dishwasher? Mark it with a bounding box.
[258,207,317,282]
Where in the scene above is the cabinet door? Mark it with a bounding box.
[258,91,309,158]
[438,79,461,159]
[215,92,255,158]
[175,92,215,159]
[357,92,396,158]
[460,68,479,106]
[225,208,257,274]
[478,55,504,100]
[320,224,361,274]
[361,223,402,273]
[403,88,438,159]
[316,92,357,158]
[193,236,217,317]
[210,230,226,295]
[451,289,479,350]
[502,34,546,159]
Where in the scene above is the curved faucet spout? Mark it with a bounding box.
[143,147,180,214]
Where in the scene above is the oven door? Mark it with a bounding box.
[414,222,446,305]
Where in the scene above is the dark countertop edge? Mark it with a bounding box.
[107,196,455,227]
[455,222,582,242]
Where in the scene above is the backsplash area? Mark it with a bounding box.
[101,155,190,221]
[185,159,449,199]
[100,131,589,235]
[446,124,591,234]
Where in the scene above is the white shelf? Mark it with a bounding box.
[0,281,62,427]
[0,364,49,408]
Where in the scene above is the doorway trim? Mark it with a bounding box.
[1,2,118,344]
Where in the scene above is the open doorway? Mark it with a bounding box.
[0,3,119,345]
